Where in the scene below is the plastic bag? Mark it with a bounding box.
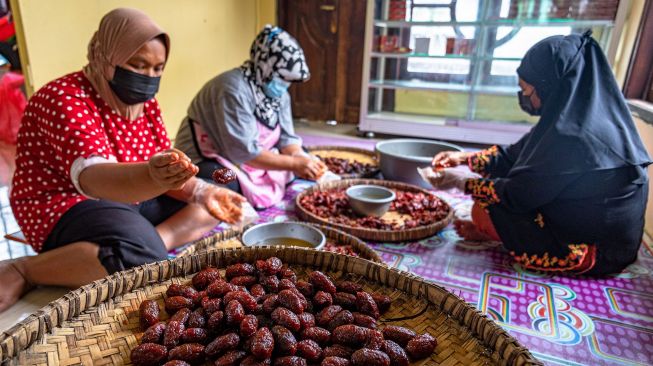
[316,169,341,184]
[0,71,26,145]
[417,166,441,187]
[417,166,479,191]
[308,153,341,184]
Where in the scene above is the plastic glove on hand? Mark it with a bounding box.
[305,154,340,183]
[232,201,260,230]
[291,152,329,181]
[192,180,247,224]
[417,167,478,191]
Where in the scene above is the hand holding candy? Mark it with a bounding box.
[148,149,199,190]
[431,151,472,170]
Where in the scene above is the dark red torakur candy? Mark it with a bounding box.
[213,168,237,184]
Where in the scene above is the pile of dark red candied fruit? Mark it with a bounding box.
[315,156,376,176]
[132,257,437,366]
[299,189,449,230]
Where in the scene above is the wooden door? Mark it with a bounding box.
[278,0,366,124]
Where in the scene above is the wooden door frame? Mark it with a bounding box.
[333,0,353,123]
[623,0,653,101]
[278,0,364,123]
[278,0,338,121]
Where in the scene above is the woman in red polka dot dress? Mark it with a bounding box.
[0,8,245,312]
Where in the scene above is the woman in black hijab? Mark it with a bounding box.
[429,31,651,275]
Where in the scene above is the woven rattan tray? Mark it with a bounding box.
[295,179,454,242]
[307,145,380,179]
[0,247,541,365]
[179,222,383,263]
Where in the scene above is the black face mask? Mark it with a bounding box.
[518,91,541,116]
[109,66,160,105]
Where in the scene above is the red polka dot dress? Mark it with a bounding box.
[10,71,171,252]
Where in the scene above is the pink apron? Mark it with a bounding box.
[193,120,294,209]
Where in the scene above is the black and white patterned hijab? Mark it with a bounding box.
[241,25,310,129]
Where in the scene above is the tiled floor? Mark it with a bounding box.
[0,186,33,261]
[0,141,33,262]
[0,142,67,333]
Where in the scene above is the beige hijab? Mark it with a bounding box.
[83,8,170,121]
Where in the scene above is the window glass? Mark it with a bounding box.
[369,0,619,125]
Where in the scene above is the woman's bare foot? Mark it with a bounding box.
[0,259,34,313]
[454,219,494,241]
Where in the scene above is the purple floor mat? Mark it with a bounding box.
[174,132,653,366]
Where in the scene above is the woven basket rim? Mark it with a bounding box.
[0,247,542,365]
[178,225,246,256]
[306,145,380,179]
[295,178,454,241]
[179,221,384,263]
[298,221,384,263]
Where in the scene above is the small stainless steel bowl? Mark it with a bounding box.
[345,184,396,217]
[241,222,326,250]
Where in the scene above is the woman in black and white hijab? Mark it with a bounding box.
[174,26,323,209]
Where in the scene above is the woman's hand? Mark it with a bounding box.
[192,180,246,224]
[148,149,199,190]
[419,167,477,191]
[292,155,327,180]
[431,151,472,169]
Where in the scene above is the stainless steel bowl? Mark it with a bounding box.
[376,139,464,188]
[241,222,326,250]
[345,184,396,217]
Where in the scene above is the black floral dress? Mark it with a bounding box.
[464,141,648,276]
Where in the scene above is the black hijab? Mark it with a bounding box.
[510,31,651,177]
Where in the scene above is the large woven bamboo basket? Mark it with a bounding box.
[0,247,541,365]
[295,179,454,242]
[179,222,384,263]
[307,145,380,179]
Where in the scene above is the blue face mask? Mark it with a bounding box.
[262,77,291,99]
